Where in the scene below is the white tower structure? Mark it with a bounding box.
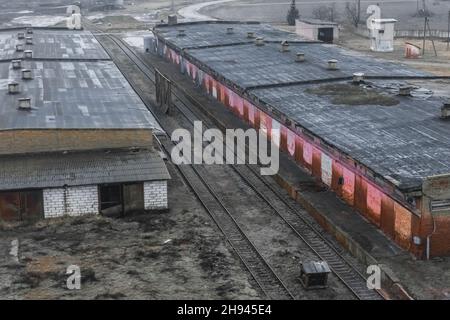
[366,5,397,52]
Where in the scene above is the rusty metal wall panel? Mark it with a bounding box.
[280,125,288,153]
[381,195,395,239]
[123,183,144,214]
[302,141,313,172]
[367,183,382,226]
[295,135,303,164]
[331,161,343,196]
[354,175,368,217]
[287,129,296,158]
[271,119,281,148]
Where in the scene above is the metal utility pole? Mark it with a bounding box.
[422,17,437,57]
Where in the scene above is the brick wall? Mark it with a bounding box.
[144,180,168,210]
[43,185,99,218]
[0,129,153,155]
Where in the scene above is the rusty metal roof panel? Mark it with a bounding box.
[0,149,170,191]
[0,29,109,61]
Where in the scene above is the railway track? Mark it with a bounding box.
[90,27,384,300]
[90,28,294,300]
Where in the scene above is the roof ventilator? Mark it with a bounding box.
[22,69,33,80]
[8,82,20,94]
[352,72,364,84]
[26,37,33,45]
[280,40,290,52]
[399,86,412,96]
[17,32,25,40]
[16,43,24,52]
[441,101,450,119]
[24,50,33,59]
[226,27,234,35]
[177,29,186,37]
[18,98,32,110]
[26,28,33,34]
[327,59,338,70]
[168,14,177,25]
[255,37,265,46]
[247,32,255,39]
[12,59,22,69]
[295,52,305,62]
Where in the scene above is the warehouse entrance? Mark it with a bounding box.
[318,28,334,43]
[0,190,44,222]
[99,183,144,217]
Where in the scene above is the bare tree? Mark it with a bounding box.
[312,4,337,22]
[345,0,361,27]
[287,0,300,26]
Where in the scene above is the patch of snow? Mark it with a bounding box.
[178,0,237,21]
[11,15,66,27]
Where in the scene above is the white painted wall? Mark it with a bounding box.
[43,185,99,218]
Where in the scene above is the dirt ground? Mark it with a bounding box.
[0,161,260,300]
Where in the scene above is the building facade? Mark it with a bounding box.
[0,27,170,221]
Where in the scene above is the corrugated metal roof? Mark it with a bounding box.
[0,148,170,191]
[186,42,428,89]
[0,60,158,130]
[155,22,450,191]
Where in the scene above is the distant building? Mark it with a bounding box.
[295,18,339,43]
[0,28,170,221]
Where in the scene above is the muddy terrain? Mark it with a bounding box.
[0,163,260,300]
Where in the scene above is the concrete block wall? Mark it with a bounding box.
[43,185,99,218]
[144,180,168,210]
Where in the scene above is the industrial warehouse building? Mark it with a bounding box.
[0,27,170,221]
[152,21,450,258]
